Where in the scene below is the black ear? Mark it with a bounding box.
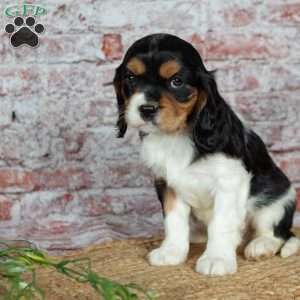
[192,70,230,154]
[113,66,127,138]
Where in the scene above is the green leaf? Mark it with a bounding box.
[0,239,154,300]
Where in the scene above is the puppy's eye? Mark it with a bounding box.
[125,73,136,81]
[170,77,184,88]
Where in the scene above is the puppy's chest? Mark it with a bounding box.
[140,133,193,179]
[140,133,213,208]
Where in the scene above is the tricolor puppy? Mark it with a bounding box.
[113,33,299,276]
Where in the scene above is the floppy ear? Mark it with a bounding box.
[192,70,230,154]
[113,66,127,138]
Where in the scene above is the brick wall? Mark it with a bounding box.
[0,0,299,250]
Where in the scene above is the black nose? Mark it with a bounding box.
[139,104,158,121]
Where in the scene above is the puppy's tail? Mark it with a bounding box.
[280,235,300,258]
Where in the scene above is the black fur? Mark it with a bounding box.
[274,201,296,240]
[113,65,127,138]
[154,178,167,215]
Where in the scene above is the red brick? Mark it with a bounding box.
[62,130,87,161]
[87,127,140,161]
[269,3,300,24]
[48,221,72,235]
[88,100,117,126]
[216,63,300,93]
[0,63,111,99]
[19,191,76,220]
[102,33,123,60]
[235,93,290,123]
[0,168,92,192]
[217,65,261,92]
[39,168,93,191]
[67,188,159,217]
[278,156,300,183]
[269,65,300,91]
[0,196,13,221]
[224,7,256,26]
[255,124,283,149]
[234,92,300,151]
[0,169,34,192]
[190,34,288,60]
[103,161,152,188]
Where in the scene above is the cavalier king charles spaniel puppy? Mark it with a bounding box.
[113,33,299,276]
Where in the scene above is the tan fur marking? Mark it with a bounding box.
[159,60,181,79]
[158,90,206,133]
[127,57,146,75]
[164,187,176,214]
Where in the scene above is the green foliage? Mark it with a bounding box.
[0,240,154,300]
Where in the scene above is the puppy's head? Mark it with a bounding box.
[114,33,213,137]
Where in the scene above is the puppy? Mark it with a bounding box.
[113,33,299,276]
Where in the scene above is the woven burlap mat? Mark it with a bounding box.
[36,228,300,300]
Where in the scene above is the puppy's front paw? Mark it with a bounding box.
[245,236,282,261]
[148,245,188,266]
[195,254,237,276]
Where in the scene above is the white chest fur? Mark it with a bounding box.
[140,132,251,222]
[140,132,213,214]
[140,132,194,181]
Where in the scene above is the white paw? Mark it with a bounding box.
[195,255,237,276]
[245,236,282,260]
[148,245,188,266]
[280,237,300,258]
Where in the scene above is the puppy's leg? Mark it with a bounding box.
[148,186,191,266]
[196,173,249,276]
[245,187,298,260]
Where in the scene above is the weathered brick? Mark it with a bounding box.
[0,33,104,65]
[0,196,13,220]
[0,167,92,193]
[277,155,300,184]
[0,125,52,164]
[269,3,300,25]
[87,1,207,31]
[216,63,300,93]
[0,97,13,126]
[224,7,256,27]
[62,129,88,161]
[12,189,163,250]
[0,0,299,249]
[103,160,152,188]
[100,188,160,215]
[64,188,160,216]
[19,191,74,219]
[102,34,123,60]
[234,92,300,151]
[235,93,297,123]
[0,63,116,98]
[190,33,288,60]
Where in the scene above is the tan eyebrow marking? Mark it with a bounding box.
[159,60,181,79]
[126,57,146,75]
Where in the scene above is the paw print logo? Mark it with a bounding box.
[5,16,45,48]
